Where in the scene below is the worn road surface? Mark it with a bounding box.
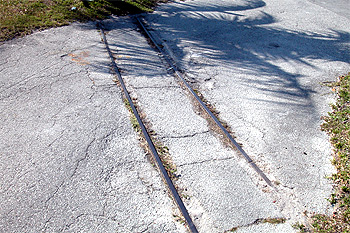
[1,0,349,232]
[0,22,185,232]
[307,0,350,19]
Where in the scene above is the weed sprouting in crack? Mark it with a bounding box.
[225,227,238,232]
[173,214,186,225]
[120,92,179,180]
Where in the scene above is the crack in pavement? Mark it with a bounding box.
[70,138,96,179]
[41,215,53,232]
[44,180,65,205]
[140,222,154,233]
[47,132,66,148]
[178,156,235,167]
[160,130,210,139]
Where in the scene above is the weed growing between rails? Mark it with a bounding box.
[312,73,350,232]
[121,92,178,181]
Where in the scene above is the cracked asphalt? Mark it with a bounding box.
[0,0,349,232]
[0,22,185,232]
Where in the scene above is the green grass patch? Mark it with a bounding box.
[312,73,350,232]
[0,0,162,42]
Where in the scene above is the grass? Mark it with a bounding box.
[311,73,350,232]
[0,0,161,42]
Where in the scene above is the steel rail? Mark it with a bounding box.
[135,16,273,188]
[97,22,199,233]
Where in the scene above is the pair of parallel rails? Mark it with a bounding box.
[99,17,273,233]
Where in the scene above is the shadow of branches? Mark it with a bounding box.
[145,0,349,105]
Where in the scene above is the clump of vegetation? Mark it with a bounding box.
[292,222,309,232]
[263,217,286,224]
[0,0,161,42]
[312,73,350,232]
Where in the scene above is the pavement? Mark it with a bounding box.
[1,0,349,232]
[306,0,350,19]
[0,22,185,232]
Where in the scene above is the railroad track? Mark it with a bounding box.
[98,16,274,233]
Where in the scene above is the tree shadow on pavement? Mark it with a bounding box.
[145,0,350,107]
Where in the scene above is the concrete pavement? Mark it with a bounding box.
[0,22,185,232]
